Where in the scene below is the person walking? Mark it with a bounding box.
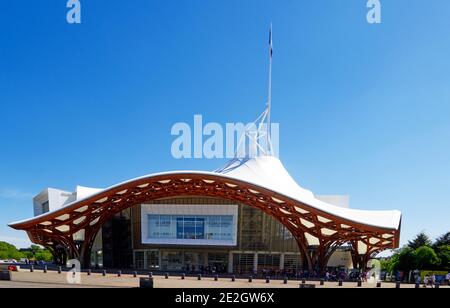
[424,275,429,288]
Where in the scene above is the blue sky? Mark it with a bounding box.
[0,0,449,248]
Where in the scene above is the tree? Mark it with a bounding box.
[408,232,432,250]
[435,245,450,271]
[35,249,53,262]
[0,241,23,260]
[414,246,439,270]
[21,245,53,262]
[381,253,399,274]
[434,232,450,248]
[0,241,53,262]
[395,247,416,272]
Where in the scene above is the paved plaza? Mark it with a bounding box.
[1,269,447,288]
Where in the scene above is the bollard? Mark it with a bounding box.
[214,275,218,281]
[165,273,169,279]
[266,276,270,284]
[198,274,202,281]
[43,266,47,273]
[133,271,137,278]
[0,270,11,281]
[248,276,253,283]
[87,269,91,276]
[58,266,62,274]
[140,277,154,289]
[30,265,34,273]
[231,275,235,282]
[117,270,122,277]
[284,277,288,284]
[103,270,106,277]
[302,278,306,284]
[376,282,381,288]
[338,279,343,287]
[181,273,185,280]
[357,280,362,287]
[320,279,325,286]
[395,281,401,289]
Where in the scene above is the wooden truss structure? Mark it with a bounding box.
[10,173,401,272]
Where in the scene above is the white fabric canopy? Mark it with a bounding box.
[10,156,401,231]
[216,156,401,230]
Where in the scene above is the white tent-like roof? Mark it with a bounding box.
[9,155,401,232]
[216,155,401,230]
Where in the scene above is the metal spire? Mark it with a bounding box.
[266,22,273,155]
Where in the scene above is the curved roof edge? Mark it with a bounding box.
[9,157,402,232]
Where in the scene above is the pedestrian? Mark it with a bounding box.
[431,274,436,287]
[362,271,367,282]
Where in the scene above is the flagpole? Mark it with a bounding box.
[267,23,273,155]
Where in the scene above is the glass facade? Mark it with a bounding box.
[161,251,184,271]
[102,210,133,269]
[283,254,303,271]
[238,206,299,252]
[147,215,234,241]
[135,251,145,269]
[131,196,302,273]
[258,254,281,271]
[233,253,254,274]
[146,250,160,270]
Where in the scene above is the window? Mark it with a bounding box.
[146,250,160,270]
[258,254,281,270]
[284,254,302,271]
[135,251,144,269]
[233,253,254,274]
[41,201,49,213]
[148,214,234,241]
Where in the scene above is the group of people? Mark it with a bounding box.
[324,270,356,281]
[422,274,437,287]
[416,272,450,287]
[257,268,301,278]
[182,264,228,274]
[23,259,46,266]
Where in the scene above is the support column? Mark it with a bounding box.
[279,254,285,271]
[158,250,162,270]
[228,251,234,274]
[253,253,258,274]
[203,252,208,267]
[144,251,148,270]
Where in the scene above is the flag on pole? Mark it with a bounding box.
[269,25,273,58]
